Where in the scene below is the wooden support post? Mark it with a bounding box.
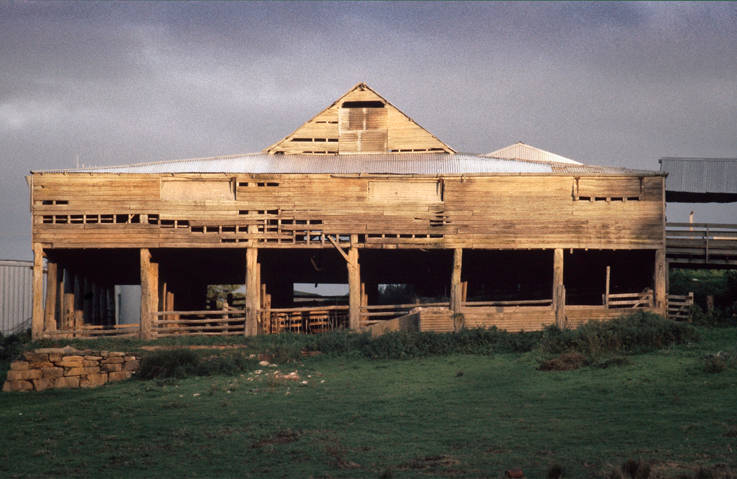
[604,265,611,306]
[140,248,158,340]
[348,234,361,330]
[106,287,115,326]
[58,268,65,329]
[44,260,58,332]
[654,248,667,315]
[260,283,268,334]
[63,270,75,331]
[245,247,260,336]
[553,248,566,328]
[450,248,463,314]
[73,275,82,334]
[31,243,45,339]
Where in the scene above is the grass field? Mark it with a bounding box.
[1,327,736,478]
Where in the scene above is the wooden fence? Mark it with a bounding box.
[462,299,552,308]
[667,292,695,321]
[604,291,654,309]
[43,322,140,338]
[153,310,246,337]
[361,302,449,327]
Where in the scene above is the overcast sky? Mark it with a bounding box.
[2,1,736,260]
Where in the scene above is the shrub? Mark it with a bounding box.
[138,350,201,379]
[0,329,32,361]
[196,353,256,376]
[540,312,698,358]
[702,352,736,374]
[138,349,258,380]
[538,352,587,371]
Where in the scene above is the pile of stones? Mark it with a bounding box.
[3,346,139,392]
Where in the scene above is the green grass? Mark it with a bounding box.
[1,328,736,478]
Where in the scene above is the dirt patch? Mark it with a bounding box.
[400,455,461,471]
[538,352,587,371]
[252,429,301,448]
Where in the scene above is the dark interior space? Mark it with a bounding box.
[564,249,655,305]
[462,249,553,302]
[360,249,453,305]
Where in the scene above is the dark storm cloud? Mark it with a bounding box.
[1,2,736,258]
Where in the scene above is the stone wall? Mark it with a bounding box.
[3,346,140,392]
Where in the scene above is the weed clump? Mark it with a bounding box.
[359,328,540,359]
[541,312,698,358]
[604,459,651,478]
[138,350,257,380]
[702,351,736,373]
[138,350,200,379]
[538,352,587,371]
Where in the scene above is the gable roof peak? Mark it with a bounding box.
[264,83,454,155]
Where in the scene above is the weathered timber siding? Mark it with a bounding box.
[31,173,664,250]
[461,306,555,332]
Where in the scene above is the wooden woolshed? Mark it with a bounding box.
[27,83,667,339]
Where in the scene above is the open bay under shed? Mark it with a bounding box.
[27,83,667,339]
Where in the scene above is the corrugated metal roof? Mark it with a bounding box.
[660,157,737,194]
[35,152,659,177]
[36,153,554,175]
[484,142,582,165]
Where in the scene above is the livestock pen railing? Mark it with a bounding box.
[667,292,695,321]
[462,299,552,308]
[604,292,654,309]
[666,222,737,265]
[154,310,246,336]
[361,302,449,327]
[43,322,140,338]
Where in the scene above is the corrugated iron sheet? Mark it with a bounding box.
[485,142,582,165]
[660,157,737,194]
[37,153,555,175]
[0,260,34,335]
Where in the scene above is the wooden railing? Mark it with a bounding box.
[44,323,140,338]
[604,292,653,309]
[154,310,246,337]
[667,292,694,321]
[267,305,349,334]
[666,222,737,265]
[462,299,552,308]
[361,302,449,326]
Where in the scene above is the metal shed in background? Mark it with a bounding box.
[0,259,40,335]
[660,157,737,202]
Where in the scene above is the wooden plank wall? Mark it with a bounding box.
[32,173,664,251]
[565,306,657,328]
[461,306,556,332]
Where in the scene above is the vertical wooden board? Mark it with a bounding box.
[553,248,565,328]
[245,247,259,336]
[44,261,58,332]
[140,248,153,340]
[348,237,361,330]
[31,244,45,339]
[654,249,666,314]
[451,248,463,314]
